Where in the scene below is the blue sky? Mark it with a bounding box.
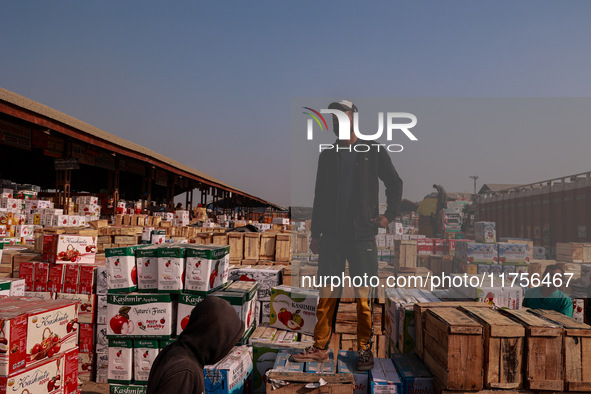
[2,1,591,206]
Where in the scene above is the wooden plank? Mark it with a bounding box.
[566,336,583,383]
[267,371,354,384]
[423,350,448,389]
[424,331,449,368]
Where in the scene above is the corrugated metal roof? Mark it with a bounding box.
[0,87,283,209]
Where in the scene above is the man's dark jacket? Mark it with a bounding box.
[311,141,403,240]
[147,296,244,394]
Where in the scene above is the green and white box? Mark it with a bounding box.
[177,292,206,334]
[107,293,176,339]
[106,246,140,293]
[135,246,159,292]
[108,339,133,384]
[157,245,186,293]
[133,339,160,384]
[185,244,230,293]
[212,281,258,333]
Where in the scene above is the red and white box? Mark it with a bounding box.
[33,262,50,292]
[25,300,79,368]
[0,311,27,376]
[78,266,96,295]
[433,239,445,256]
[78,352,93,383]
[56,293,95,324]
[48,264,65,293]
[18,262,35,292]
[417,239,434,255]
[62,264,80,294]
[0,347,78,394]
[48,234,96,264]
[78,324,95,353]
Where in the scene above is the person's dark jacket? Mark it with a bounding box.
[311,140,403,240]
[147,296,244,394]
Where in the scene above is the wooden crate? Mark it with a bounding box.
[499,309,564,391]
[296,233,308,254]
[244,233,261,260]
[394,240,417,269]
[556,242,591,263]
[211,232,228,245]
[227,233,244,261]
[529,308,591,392]
[259,233,276,260]
[461,306,525,389]
[423,308,483,391]
[275,233,291,262]
[196,232,212,245]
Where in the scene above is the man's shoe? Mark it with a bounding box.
[356,348,374,371]
[289,346,329,363]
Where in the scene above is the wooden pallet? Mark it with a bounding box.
[266,349,354,393]
[414,301,492,360]
[461,306,525,389]
[499,309,564,392]
[423,308,484,391]
[529,309,591,392]
[266,371,354,393]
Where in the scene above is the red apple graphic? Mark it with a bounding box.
[114,259,120,266]
[160,318,166,324]
[145,260,150,267]
[181,315,190,330]
[110,307,131,334]
[131,265,137,285]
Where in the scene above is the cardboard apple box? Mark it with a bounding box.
[32,262,50,292]
[0,311,27,376]
[133,339,159,384]
[106,293,175,339]
[270,285,319,336]
[185,245,230,293]
[18,262,34,291]
[78,266,97,295]
[0,349,73,394]
[177,293,206,334]
[49,234,96,264]
[135,246,159,292]
[157,246,186,293]
[106,246,140,293]
[78,351,94,383]
[24,299,79,368]
[56,293,96,324]
[62,264,80,294]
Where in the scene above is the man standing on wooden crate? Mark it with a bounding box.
[523,264,573,316]
[291,99,403,370]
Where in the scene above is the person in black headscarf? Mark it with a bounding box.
[147,296,244,394]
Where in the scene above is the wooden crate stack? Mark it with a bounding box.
[96,226,142,252]
[556,242,591,263]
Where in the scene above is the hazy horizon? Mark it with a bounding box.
[3,1,591,207]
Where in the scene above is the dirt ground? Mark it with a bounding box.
[81,382,109,394]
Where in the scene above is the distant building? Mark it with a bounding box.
[478,184,522,195]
